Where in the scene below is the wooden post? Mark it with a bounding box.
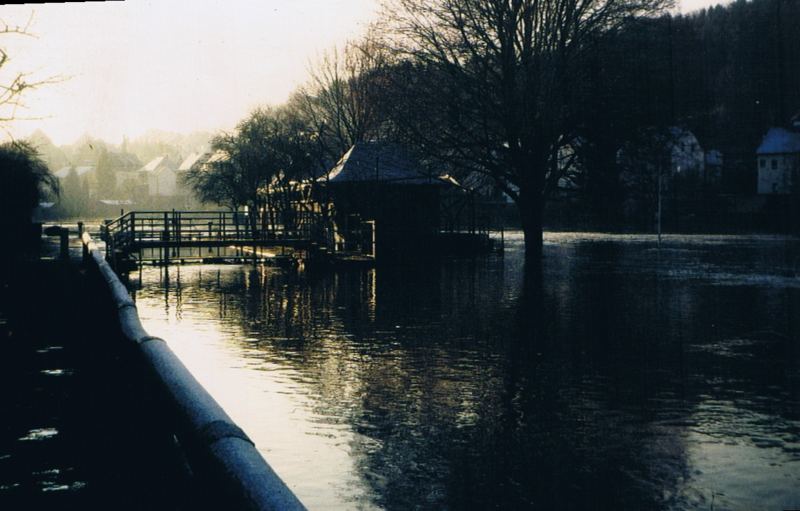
[163,211,170,265]
[218,212,223,257]
[107,224,114,263]
[78,222,89,262]
[130,212,136,245]
[657,170,663,248]
[59,228,69,261]
[172,209,178,258]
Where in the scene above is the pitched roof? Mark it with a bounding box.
[757,128,800,155]
[207,151,229,164]
[321,141,439,185]
[54,165,95,179]
[139,155,176,173]
[178,152,203,171]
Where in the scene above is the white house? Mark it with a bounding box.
[756,127,800,195]
[667,127,705,177]
[140,155,178,196]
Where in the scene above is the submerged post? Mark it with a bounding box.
[657,171,663,247]
[78,222,89,262]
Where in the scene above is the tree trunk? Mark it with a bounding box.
[517,188,544,265]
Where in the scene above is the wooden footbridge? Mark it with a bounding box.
[99,208,497,271]
[101,210,370,269]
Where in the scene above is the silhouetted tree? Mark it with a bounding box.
[183,106,321,234]
[381,0,672,262]
[0,13,61,135]
[0,141,58,253]
[296,36,392,163]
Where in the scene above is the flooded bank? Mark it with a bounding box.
[129,232,800,510]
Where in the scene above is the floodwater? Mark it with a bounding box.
[129,232,800,510]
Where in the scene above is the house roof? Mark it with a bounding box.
[206,151,229,164]
[321,141,440,185]
[139,155,175,173]
[757,128,800,155]
[178,152,203,171]
[54,165,95,179]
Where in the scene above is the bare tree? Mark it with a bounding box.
[183,106,322,235]
[296,35,391,163]
[381,0,672,262]
[0,13,62,135]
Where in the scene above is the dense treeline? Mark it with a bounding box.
[37,0,794,256]
[553,0,799,230]
[22,0,786,252]
[587,0,799,194]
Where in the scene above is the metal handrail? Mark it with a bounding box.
[106,210,319,250]
[81,231,307,511]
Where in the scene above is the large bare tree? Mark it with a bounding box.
[382,0,671,262]
[296,36,391,163]
[1,13,61,136]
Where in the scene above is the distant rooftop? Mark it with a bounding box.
[139,155,175,172]
[178,152,203,171]
[756,128,800,155]
[206,151,229,165]
[54,165,95,179]
[321,141,439,185]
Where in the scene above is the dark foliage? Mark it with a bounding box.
[0,140,57,227]
[579,0,800,215]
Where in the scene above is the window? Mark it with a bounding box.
[760,158,765,168]
[772,159,778,170]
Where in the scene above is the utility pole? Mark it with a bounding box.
[657,166,663,248]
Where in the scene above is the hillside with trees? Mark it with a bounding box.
[22,0,799,251]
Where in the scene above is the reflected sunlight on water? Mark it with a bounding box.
[130,232,800,510]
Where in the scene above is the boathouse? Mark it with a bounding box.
[318,141,446,259]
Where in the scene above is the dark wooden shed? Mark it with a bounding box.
[318,141,446,260]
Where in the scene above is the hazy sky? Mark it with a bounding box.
[1,0,727,146]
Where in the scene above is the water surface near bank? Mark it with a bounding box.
[130,232,800,510]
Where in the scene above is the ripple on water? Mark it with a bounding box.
[17,428,58,442]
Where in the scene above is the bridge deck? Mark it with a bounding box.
[127,238,314,249]
[102,210,343,266]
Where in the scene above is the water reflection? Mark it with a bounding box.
[129,233,800,510]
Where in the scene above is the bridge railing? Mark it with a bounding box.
[80,230,307,510]
[104,210,323,252]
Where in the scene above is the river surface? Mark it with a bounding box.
[128,232,800,510]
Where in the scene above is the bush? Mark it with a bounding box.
[0,141,58,253]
